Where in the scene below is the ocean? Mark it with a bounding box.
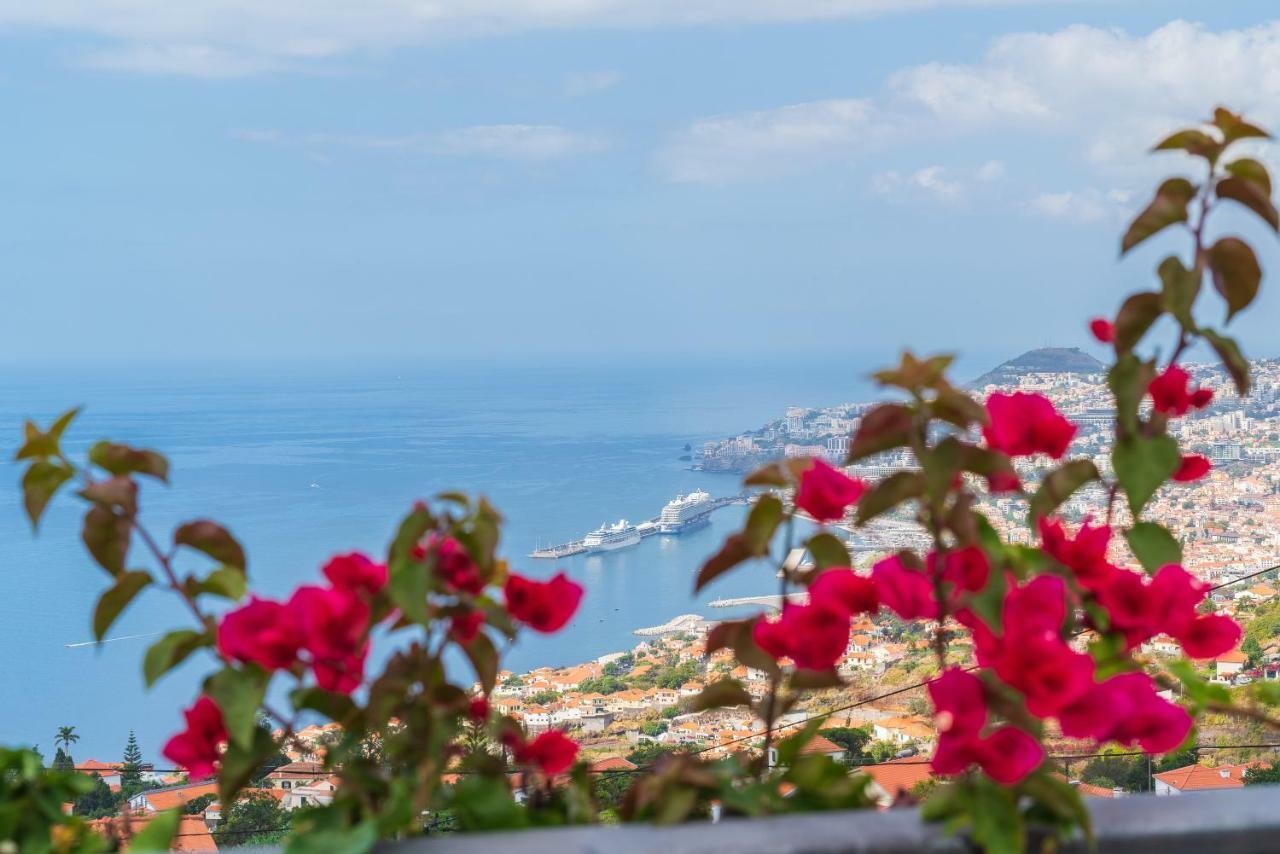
[0,357,878,763]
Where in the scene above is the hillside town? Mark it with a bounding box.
[58,350,1280,848]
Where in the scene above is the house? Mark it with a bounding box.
[91,812,217,851]
[1235,583,1277,601]
[861,757,933,807]
[1216,649,1248,679]
[766,734,847,768]
[520,706,552,730]
[266,760,327,791]
[589,756,638,773]
[1153,762,1251,795]
[872,716,935,748]
[128,779,218,813]
[283,776,339,811]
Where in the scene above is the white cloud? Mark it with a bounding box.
[656,20,1280,184]
[976,159,1006,182]
[1026,188,1131,224]
[655,99,873,184]
[564,70,621,97]
[0,1,1068,77]
[873,165,963,201]
[233,125,608,161]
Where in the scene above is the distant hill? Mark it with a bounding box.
[970,347,1106,388]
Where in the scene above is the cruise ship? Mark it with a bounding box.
[657,489,715,534]
[582,519,642,553]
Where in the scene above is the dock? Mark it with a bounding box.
[528,493,747,558]
[706,593,808,612]
[633,614,710,636]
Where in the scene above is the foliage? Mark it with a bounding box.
[184,793,217,815]
[577,675,628,695]
[819,726,872,763]
[7,105,1280,854]
[1244,764,1280,785]
[214,791,292,848]
[73,773,118,819]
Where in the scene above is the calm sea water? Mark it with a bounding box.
[0,357,877,762]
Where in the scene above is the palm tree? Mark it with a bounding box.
[55,726,79,754]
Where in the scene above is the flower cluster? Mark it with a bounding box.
[501,729,580,776]
[161,696,228,780]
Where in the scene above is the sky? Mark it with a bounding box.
[2,1,1280,366]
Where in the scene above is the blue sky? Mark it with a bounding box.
[2,1,1279,366]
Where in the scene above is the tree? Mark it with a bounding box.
[1244,765,1280,785]
[1243,635,1263,667]
[526,690,559,705]
[73,772,118,818]
[214,791,291,848]
[625,743,683,767]
[120,731,144,796]
[184,793,217,815]
[52,747,74,771]
[819,726,871,763]
[54,726,79,762]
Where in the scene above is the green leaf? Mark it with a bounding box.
[1157,255,1201,328]
[20,459,75,529]
[205,667,268,749]
[1019,771,1092,844]
[689,678,753,711]
[969,778,1025,854]
[184,565,247,601]
[1113,434,1180,516]
[127,808,181,852]
[872,352,954,393]
[388,502,433,564]
[79,476,139,515]
[449,774,528,832]
[695,534,753,592]
[143,629,210,687]
[1126,522,1183,574]
[1107,354,1156,438]
[1201,328,1251,396]
[705,617,780,679]
[1217,175,1279,231]
[93,570,152,641]
[787,667,844,691]
[1207,236,1261,322]
[805,532,850,569]
[218,724,278,807]
[173,520,246,572]
[1152,128,1222,160]
[846,403,914,463]
[744,494,784,552]
[1121,178,1196,254]
[284,823,378,854]
[461,631,499,694]
[1167,659,1231,707]
[1028,460,1099,524]
[1225,157,1272,196]
[1212,107,1271,144]
[932,385,985,429]
[387,553,430,623]
[82,505,131,576]
[1112,291,1164,354]
[290,686,358,723]
[855,471,925,525]
[14,407,80,461]
[88,441,169,483]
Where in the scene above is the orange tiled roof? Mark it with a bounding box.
[861,757,933,798]
[1153,763,1245,792]
[136,780,219,812]
[91,813,216,852]
[589,756,638,772]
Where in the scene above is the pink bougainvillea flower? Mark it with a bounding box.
[1100,673,1193,753]
[1002,575,1068,640]
[450,611,486,644]
[288,584,371,662]
[1058,677,1139,741]
[1089,318,1115,343]
[986,470,1022,493]
[975,727,1044,784]
[808,568,879,615]
[162,696,227,779]
[872,556,939,621]
[982,392,1077,459]
[1178,614,1242,660]
[926,546,991,594]
[504,572,583,633]
[322,551,387,597]
[994,634,1095,717]
[420,535,486,595]
[794,459,866,523]
[1173,454,1212,482]
[930,731,981,776]
[1039,517,1116,591]
[753,601,851,671]
[217,596,302,671]
[312,646,368,694]
[1148,366,1213,416]
[467,696,490,723]
[514,730,579,775]
[752,613,792,661]
[928,668,986,737]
